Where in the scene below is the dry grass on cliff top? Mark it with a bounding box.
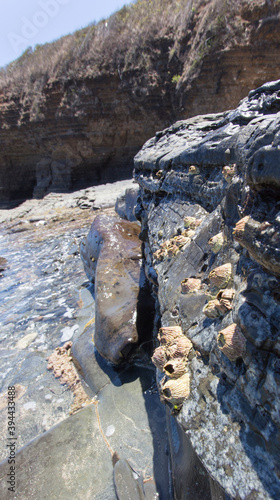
[0,0,279,107]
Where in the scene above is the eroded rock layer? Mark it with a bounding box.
[1,1,280,204]
[134,80,280,499]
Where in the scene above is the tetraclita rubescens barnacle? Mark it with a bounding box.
[166,336,193,359]
[209,263,232,289]
[163,358,187,379]
[152,346,167,370]
[158,325,183,345]
[233,216,250,240]
[184,216,202,230]
[222,165,236,182]
[189,165,200,175]
[153,325,193,407]
[217,323,246,362]
[181,278,202,294]
[160,373,191,405]
[208,232,224,254]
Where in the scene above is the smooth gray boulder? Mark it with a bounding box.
[80,213,155,365]
[115,186,139,221]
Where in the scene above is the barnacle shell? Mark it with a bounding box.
[161,240,170,250]
[189,165,200,175]
[208,232,224,254]
[161,373,191,405]
[184,217,202,230]
[181,278,201,294]
[223,165,236,182]
[216,289,235,301]
[158,326,183,344]
[232,216,250,240]
[152,346,167,371]
[166,336,193,359]
[167,245,179,257]
[185,229,196,239]
[172,235,189,248]
[217,323,246,361]
[203,299,221,318]
[153,249,163,261]
[156,170,163,179]
[215,298,232,314]
[209,263,232,289]
[163,358,186,379]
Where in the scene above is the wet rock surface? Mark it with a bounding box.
[0,180,171,499]
[80,213,155,365]
[134,80,280,499]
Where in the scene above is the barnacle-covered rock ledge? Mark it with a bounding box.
[134,80,280,500]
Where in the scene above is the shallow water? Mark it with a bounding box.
[0,188,171,498]
[0,205,96,456]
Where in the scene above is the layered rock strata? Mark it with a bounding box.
[134,80,280,499]
[1,1,280,204]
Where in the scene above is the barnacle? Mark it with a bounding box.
[203,299,221,318]
[158,325,183,345]
[216,289,235,301]
[223,165,236,182]
[172,235,189,248]
[161,373,191,405]
[189,165,200,175]
[153,249,163,261]
[215,298,232,314]
[181,278,202,294]
[166,336,193,359]
[152,346,167,371]
[208,232,224,254]
[163,358,186,379]
[167,245,179,257]
[209,263,232,289]
[233,216,250,240]
[217,323,246,361]
[184,217,202,230]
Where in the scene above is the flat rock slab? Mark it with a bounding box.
[0,365,170,499]
[0,405,115,500]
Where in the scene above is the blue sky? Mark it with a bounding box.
[0,0,132,68]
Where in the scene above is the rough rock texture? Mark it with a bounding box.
[1,1,280,203]
[134,80,280,499]
[80,213,155,364]
[0,75,172,204]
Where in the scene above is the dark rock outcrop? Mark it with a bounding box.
[134,80,280,499]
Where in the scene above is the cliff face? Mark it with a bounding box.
[134,80,280,499]
[0,0,280,204]
[0,75,173,203]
